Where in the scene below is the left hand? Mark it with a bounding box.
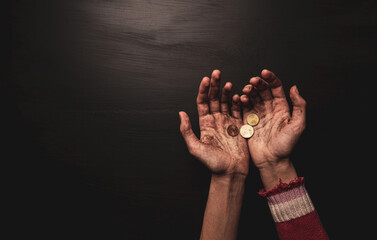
[179,70,250,176]
[240,69,306,173]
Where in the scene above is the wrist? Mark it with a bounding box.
[211,172,247,184]
[210,173,247,197]
[257,158,298,191]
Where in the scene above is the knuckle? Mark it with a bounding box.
[188,148,194,155]
[301,122,306,131]
[181,128,190,136]
[196,97,202,104]
[294,122,306,133]
[188,145,197,155]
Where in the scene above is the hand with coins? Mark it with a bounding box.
[179,69,328,240]
[179,70,249,177]
[179,70,249,240]
[240,69,307,190]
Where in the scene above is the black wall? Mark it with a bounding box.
[4,0,375,239]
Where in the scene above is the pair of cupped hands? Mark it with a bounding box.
[179,69,307,179]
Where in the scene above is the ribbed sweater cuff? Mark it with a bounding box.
[259,178,315,223]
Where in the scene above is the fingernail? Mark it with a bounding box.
[295,85,299,94]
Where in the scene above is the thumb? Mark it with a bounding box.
[289,85,306,132]
[179,111,201,155]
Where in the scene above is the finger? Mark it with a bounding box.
[249,76,273,101]
[196,77,210,117]
[240,94,251,113]
[208,69,221,113]
[242,84,252,95]
[231,94,242,119]
[261,69,286,98]
[289,86,306,133]
[179,111,201,156]
[220,82,232,114]
[242,84,261,105]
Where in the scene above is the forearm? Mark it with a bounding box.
[200,173,246,240]
[258,159,329,240]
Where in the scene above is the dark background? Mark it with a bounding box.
[3,0,375,239]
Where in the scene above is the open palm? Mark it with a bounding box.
[240,70,307,169]
[179,70,249,176]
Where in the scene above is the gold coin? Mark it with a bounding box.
[247,113,259,126]
[227,124,239,137]
[239,125,254,139]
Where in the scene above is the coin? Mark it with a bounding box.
[239,125,254,139]
[227,124,239,137]
[247,113,259,126]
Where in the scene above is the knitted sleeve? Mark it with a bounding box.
[258,178,329,240]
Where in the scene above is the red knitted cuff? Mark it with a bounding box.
[258,177,305,197]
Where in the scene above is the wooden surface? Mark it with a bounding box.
[4,0,376,239]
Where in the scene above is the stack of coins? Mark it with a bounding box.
[240,113,259,139]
